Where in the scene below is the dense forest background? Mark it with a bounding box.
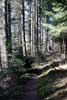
[0,0,67,100]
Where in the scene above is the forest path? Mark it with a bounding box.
[22,62,67,100]
[22,76,41,100]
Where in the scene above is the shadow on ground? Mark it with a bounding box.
[38,68,67,100]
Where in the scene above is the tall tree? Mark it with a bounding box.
[0,0,8,69]
[5,0,12,54]
[31,0,36,56]
[21,0,27,56]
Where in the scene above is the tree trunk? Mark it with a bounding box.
[30,0,35,56]
[36,0,39,54]
[5,0,12,54]
[0,0,8,69]
[21,0,27,56]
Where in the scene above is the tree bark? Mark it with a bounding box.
[0,0,8,69]
[21,0,27,56]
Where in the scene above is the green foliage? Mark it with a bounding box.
[38,69,67,99]
[0,69,8,79]
[52,35,61,42]
[8,58,26,76]
[38,78,56,98]
[35,51,45,64]
[41,0,67,36]
[7,55,34,79]
[6,39,12,53]
[23,56,34,69]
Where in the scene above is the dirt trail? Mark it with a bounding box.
[22,62,67,100]
[22,77,40,100]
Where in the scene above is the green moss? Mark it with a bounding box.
[38,79,56,98]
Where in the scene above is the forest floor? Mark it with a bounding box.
[20,52,67,100]
[1,53,67,100]
[22,63,67,100]
[37,63,67,100]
